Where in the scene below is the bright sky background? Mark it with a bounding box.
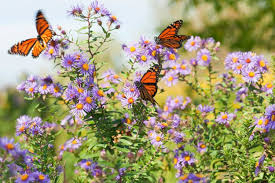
[0,0,182,89]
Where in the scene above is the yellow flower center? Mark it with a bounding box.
[21,174,29,181]
[258,120,263,125]
[259,60,265,67]
[144,40,149,44]
[39,174,45,180]
[128,97,134,104]
[164,105,169,111]
[85,96,92,104]
[266,83,272,89]
[222,114,228,120]
[248,72,255,78]
[184,156,191,161]
[180,174,188,180]
[161,122,168,127]
[19,126,25,132]
[111,16,117,21]
[168,76,174,82]
[29,149,34,153]
[82,63,89,71]
[141,55,147,62]
[181,64,186,70]
[272,114,275,121]
[201,55,208,61]
[255,162,259,167]
[130,88,135,92]
[113,74,119,79]
[42,84,47,90]
[75,54,81,60]
[237,64,242,70]
[151,50,156,56]
[54,86,60,93]
[155,136,161,142]
[130,47,136,52]
[5,143,14,150]
[232,57,238,63]
[72,139,78,144]
[126,118,131,124]
[190,41,195,46]
[86,161,91,166]
[78,88,84,93]
[264,119,269,125]
[200,144,206,149]
[174,99,179,103]
[76,103,83,110]
[174,158,178,164]
[195,174,203,178]
[28,88,34,92]
[172,66,177,70]
[169,54,176,60]
[97,90,104,97]
[188,180,193,183]
[48,48,54,55]
[67,60,73,65]
[246,58,251,63]
[95,7,100,12]
[60,145,64,150]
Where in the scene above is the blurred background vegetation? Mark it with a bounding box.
[1,0,274,137]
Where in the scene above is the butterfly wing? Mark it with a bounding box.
[32,41,45,58]
[158,20,183,39]
[8,38,37,56]
[36,10,50,36]
[158,35,190,49]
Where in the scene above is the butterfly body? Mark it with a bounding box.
[135,64,161,105]
[8,10,52,58]
[155,20,190,49]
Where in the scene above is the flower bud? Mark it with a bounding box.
[115,25,120,29]
[97,19,102,26]
[61,30,66,35]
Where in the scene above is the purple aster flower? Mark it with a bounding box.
[76,58,92,75]
[232,62,244,74]
[61,54,77,70]
[178,151,195,167]
[32,171,50,183]
[139,36,152,48]
[17,82,26,91]
[173,131,185,144]
[16,115,32,136]
[64,84,78,101]
[108,15,120,25]
[79,90,96,112]
[165,51,179,62]
[78,159,95,171]
[255,155,266,176]
[190,58,198,66]
[68,5,83,17]
[197,48,211,66]
[172,114,181,128]
[70,102,86,117]
[65,138,82,152]
[90,0,110,16]
[236,85,248,102]
[215,112,234,125]
[254,117,266,129]
[120,90,138,108]
[261,83,273,95]
[268,166,274,173]
[15,172,35,183]
[224,52,242,70]
[50,83,63,97]
[181,97,191,110]
[197,104,214,114]
[92,87,106,103]
[25,82,38,96]
[44,45,59,59]
[163,61,180,72]
[101,69,121,84]
[163,71,178,87]
[136,52,152,66]
[242,68,261,83]
[255,55,268,73]
[123,43,140,58]
[184,36,201,52]
[265,104,275,122]
[178,60,191,75]
[197,142,207,153]
[143,116,157,128]
[178,173,205,183]
[150,131,163,147]
[0,137,20,153]
[38,81,52,95]
[240,52,257,69]
[8,163,23,176]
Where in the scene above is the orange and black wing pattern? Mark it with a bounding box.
[135,64,161,105]
[8,10,53,58]
[155,20,190,49]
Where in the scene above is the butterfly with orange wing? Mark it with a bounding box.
[8,10,53,58]
[135,64,162,105]
[155,20,190,49]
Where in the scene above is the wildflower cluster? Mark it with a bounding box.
[1,1,274,182]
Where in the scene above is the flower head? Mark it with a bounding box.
[197,48,211,66]
[215,112,234,125]
[184,36,201,52]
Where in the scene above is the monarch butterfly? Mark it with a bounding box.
[8,10,53,58]
[135,64,162,105]
[155,20,190,49]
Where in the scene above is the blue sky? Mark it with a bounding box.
[1,0,181,88]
